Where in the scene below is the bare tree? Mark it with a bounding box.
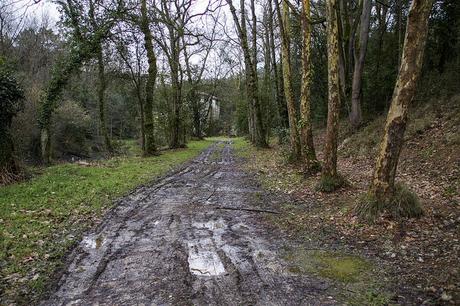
[267,0,288,131]
[274,0,301,158]
[349,0,372,129]
[89,0,113,153]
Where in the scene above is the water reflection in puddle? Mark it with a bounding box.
[82,235,104,249]
[188,246,226,276]
[187,219,227,276]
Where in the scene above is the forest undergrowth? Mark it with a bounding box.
[238,96,460,305]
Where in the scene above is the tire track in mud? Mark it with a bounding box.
[42,141,336,306]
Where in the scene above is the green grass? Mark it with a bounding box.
[285,248,371,283]
[230,137,251,158]
[0,139,214,304]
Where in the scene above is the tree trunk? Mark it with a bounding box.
[370,0,433,201]
[300,0,320,173]
[96,47,113,153]
[170,67,183,148]
[275,0,301,158]
[0,123,20,185]
[268,0,288,130]
[140,0,157,155]
[263,8,273,139]
[226,0,268,148]
[89,0,112,153]
[322,0,342,179]
[136,87,146,151]
[349,0,372,129]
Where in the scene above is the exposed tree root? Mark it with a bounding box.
[0,166,23,186]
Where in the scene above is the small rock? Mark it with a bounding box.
[441,292,452,301]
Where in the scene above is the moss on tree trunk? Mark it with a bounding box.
[140,0,158,155]
[276,0,301,158]
[322,0,342,183]
[300,0,320,174]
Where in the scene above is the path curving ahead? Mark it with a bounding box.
[42,141,335,306]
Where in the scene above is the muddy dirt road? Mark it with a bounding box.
[43,141,336,305]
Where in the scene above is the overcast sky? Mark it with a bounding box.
[10,0,60,27]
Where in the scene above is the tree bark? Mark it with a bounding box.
[349,0,372,129]
[370,0,433,201]
[300,0,320,172]
[322,0,342,179]
[96,47,113,153]
[226,0,268,147]
[275,0,301,158]
[136,84,146,151]
[89,0,112,153]
[140,0,158,155]
[268,0,288,130]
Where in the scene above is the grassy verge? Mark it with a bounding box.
[0,139,214,304]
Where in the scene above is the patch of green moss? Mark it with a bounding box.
[284,248,371,283]
[315,252,371,283]
[284,248,391,304]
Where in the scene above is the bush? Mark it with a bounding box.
[355,183,424,221]
[316,173,348,192]
[52,100,92,159]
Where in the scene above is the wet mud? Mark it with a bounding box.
[42,142,336,305]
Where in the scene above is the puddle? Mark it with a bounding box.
[82,235,104,249]
[284,248,371,283]
[187,246,226,276]
[187,219,227,276]
[193,220,225,230]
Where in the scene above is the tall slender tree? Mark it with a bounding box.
[362,0,434,217]
[139,0,157,155]
[268,0,288,130]
[300,0,320,173]
[274,0,301,158]
[320,0,344,191]
[349,0,372,129]
[226,0,268,147]
[89,0,113,153]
